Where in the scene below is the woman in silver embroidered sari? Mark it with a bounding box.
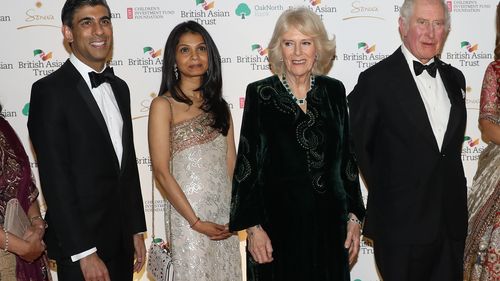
[148,21,241,281]
[463,4,500,280]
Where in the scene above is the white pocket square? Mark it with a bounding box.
[461,89,466,99]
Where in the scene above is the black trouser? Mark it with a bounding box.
[374,234,465,281]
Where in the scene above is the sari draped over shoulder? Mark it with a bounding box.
[0,117,51,281]
[464,60,500,281]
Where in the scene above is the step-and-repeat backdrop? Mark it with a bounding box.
[0,1,496,280]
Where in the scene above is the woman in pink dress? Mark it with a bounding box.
[463,5,500,280]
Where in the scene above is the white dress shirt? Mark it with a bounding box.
[401,44,450,151]
[68,54,124,261]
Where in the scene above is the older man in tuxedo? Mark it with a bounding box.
[28,1,146,280]
[348,0,467,280]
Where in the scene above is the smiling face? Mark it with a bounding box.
[62,4,113,71]
[399,0,447,64]
[280,26,317,79]
[175,32,209,79]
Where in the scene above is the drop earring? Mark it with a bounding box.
[174,64,179,80]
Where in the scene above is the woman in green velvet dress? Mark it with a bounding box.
[229,7,365,281]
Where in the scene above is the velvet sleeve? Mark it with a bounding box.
[229,82,268,231]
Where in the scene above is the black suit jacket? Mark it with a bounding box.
[28,60,146,260]
[348,48,468,244]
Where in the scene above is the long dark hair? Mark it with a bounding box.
[158,21,230,135]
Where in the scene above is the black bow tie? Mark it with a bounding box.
[88,66,115,88]
[413,61,437,78]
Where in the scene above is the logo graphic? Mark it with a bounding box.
[19,49,63,76]
[343,42,388,69]
[358,42,376,53]
[252,4,284,17]
[461,41,478,52]
[449,1,491,13]
[237,45,270,71]
[462,135,484,161]
[22,103,30,116]
[343,2,382,21]
[143,47,162,58]
[196,0,215,10]
[464,136,480,147]
[126,7,174,20]
[17,1,58,30]
[446,1,452,12]
[33,49,52,61]
[309,0,321,6]
[445,40,491,67]
[127,8,134,19]
[251,44,268,56]
[235,3,251,19]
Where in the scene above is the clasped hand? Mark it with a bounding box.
[20,225,46,262]
[192,220,232,240]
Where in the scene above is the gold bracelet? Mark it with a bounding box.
[30,215,48,229]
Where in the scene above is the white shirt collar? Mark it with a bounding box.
[69,54,107,90]
[400,44,436,76]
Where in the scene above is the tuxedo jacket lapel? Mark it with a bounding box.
[109,80,131,172]
[437,60,466,151]
[392,49,440,151]
[66,61,121,172]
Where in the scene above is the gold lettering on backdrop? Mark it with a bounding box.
[351,1,378,13]
[25,9,54,22]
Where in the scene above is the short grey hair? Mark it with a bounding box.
[267,7,336,75]
[400,0,450,31]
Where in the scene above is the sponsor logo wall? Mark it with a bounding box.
[0,1,495,280]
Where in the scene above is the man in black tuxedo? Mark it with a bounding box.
[348,0,467,280]
[28,1,146,280]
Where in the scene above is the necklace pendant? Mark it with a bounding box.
[280,73,315,107]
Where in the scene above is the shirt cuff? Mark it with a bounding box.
[71,247,97,262]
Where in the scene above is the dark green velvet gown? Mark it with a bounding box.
[229,75,366,281]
